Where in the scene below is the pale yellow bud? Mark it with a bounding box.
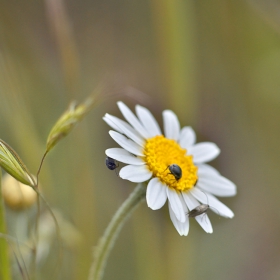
[1,173,37,210]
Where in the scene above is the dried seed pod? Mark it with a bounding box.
[46,98,94,153]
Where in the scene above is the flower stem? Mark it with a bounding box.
[88,183,146,280]
[0,170,12,280]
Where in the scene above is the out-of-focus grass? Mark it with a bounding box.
[0,171,11,280]
[0,0,280,279]
[150,0,197,124]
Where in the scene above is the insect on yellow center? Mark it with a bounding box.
[143,135,198,191]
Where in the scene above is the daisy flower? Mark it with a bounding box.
[104,102,236,236]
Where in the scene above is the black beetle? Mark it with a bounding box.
[167,164,182,181]
[105,157,119,174]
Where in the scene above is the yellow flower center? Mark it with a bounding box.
[143,135,198,191]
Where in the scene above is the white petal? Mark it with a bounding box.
[168,202,189,236]
[146,178,167,210]
[105,114,145,147]
[189,188,210,204]
[109,131,144,156]
[196,173,237,197]
[117,102,150,138]
[188,142,220,163]
[103,115,124,134]
[119,165,152,183]
[135,105,162,137]
[197,163,220,176]
[195,214,213,233]
[105,148,145,165]
[182,191,200,210]
[190,188,234,218]
[166,188,185,223]
[104,114,132,134]
[179,126,196,149]
[163,110,180,141]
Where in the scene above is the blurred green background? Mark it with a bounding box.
[1,0,280,279]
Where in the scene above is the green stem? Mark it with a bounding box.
[0,170,12,280]
[88,183,146,280]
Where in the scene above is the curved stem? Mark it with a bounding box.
[36,150,48,186]
[31,150,63,277]
[88,183,146,280]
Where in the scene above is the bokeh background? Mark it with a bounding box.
[1,0,280,279]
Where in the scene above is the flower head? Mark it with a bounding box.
[104,102,236,235]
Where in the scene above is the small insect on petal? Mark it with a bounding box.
[187,191,220,218]
[188,190,211,219]
[105,156,119,175]
[188,204,209,218]
[168,164,182,181]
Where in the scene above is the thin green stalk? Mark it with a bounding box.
[0,170,12,280]
[88,183,146,280]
